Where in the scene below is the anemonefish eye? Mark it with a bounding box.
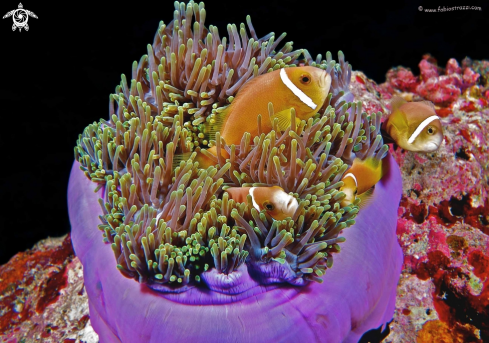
[263,201,275,211]
[299,73,311,85]
[426,126,435,135]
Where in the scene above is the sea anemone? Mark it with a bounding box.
[69,1,403,341]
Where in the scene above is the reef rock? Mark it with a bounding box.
[0,235,99,343]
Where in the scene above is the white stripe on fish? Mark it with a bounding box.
[343,173,358,187]
[280,68,317,110]
[407,115,440,144]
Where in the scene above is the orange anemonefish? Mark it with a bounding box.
[339,157,383,208]
[382,96,443,152]
[226,186,299,221]
[193,66,331,168]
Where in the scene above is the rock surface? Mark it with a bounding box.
[0,235,99,343]
[1,55,488,343]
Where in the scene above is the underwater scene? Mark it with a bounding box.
[0,1,487,342]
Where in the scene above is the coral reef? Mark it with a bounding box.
[0,236,97,343]
[352,55,489,342]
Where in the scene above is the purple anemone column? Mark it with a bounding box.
[68,153,403,343]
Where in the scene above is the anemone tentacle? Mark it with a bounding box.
[73,0,390,296]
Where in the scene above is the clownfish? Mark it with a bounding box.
[339,157,383,208]
[382,96,443,152]
[226,186,299,221]
[192,66,331,168]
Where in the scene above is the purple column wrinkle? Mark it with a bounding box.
[68,152,403,343]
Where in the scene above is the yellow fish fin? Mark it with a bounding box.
[388,108,409,133]
[204,106,229,141]
[272,109,301,132]
[172,152,193,171]
[390,95,407,112]
[362,157,382,173]
[357,187,375,210]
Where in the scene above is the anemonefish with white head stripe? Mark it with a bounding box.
[340,157,383,208]
[382,96,443,152]
[192,66,331,168]
[225,186,299,221]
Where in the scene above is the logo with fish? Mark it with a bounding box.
[3,3,37,32]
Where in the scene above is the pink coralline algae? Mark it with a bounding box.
[381,54,481,107]
[0,236,97,343]
[355,55,489,342]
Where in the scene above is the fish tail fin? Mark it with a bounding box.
[357,187,375,210]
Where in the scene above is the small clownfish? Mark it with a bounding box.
[192,66,331,168]
[225,186,299,221]
[339,157,383,208]
[382,96,443,152]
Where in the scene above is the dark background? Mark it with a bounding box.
[0,0,486,265]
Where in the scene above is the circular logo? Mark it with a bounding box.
[418,6,423,11]
[13,9,27,27]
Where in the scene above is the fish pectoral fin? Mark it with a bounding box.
[272,109,301,132]
[172,152,194,171]
[357,187,375,210]
[204,106,228,141]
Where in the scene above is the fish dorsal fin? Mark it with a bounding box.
[359,156,381,170]
[352,157,382,175]
[390,96,407,112]
[416,100,436,111]
[357,187,375,210]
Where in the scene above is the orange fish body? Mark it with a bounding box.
[218,66,331,145]
[383,96,443,152]
[226,186,299,221]
[340,157,383,207]
[195,66,331,168]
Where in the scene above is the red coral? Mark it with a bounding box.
[385,67,419,92]
[462,67,480,88]
[419,57,440,80]
[416,75,462,104]
[446,58,462,75]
